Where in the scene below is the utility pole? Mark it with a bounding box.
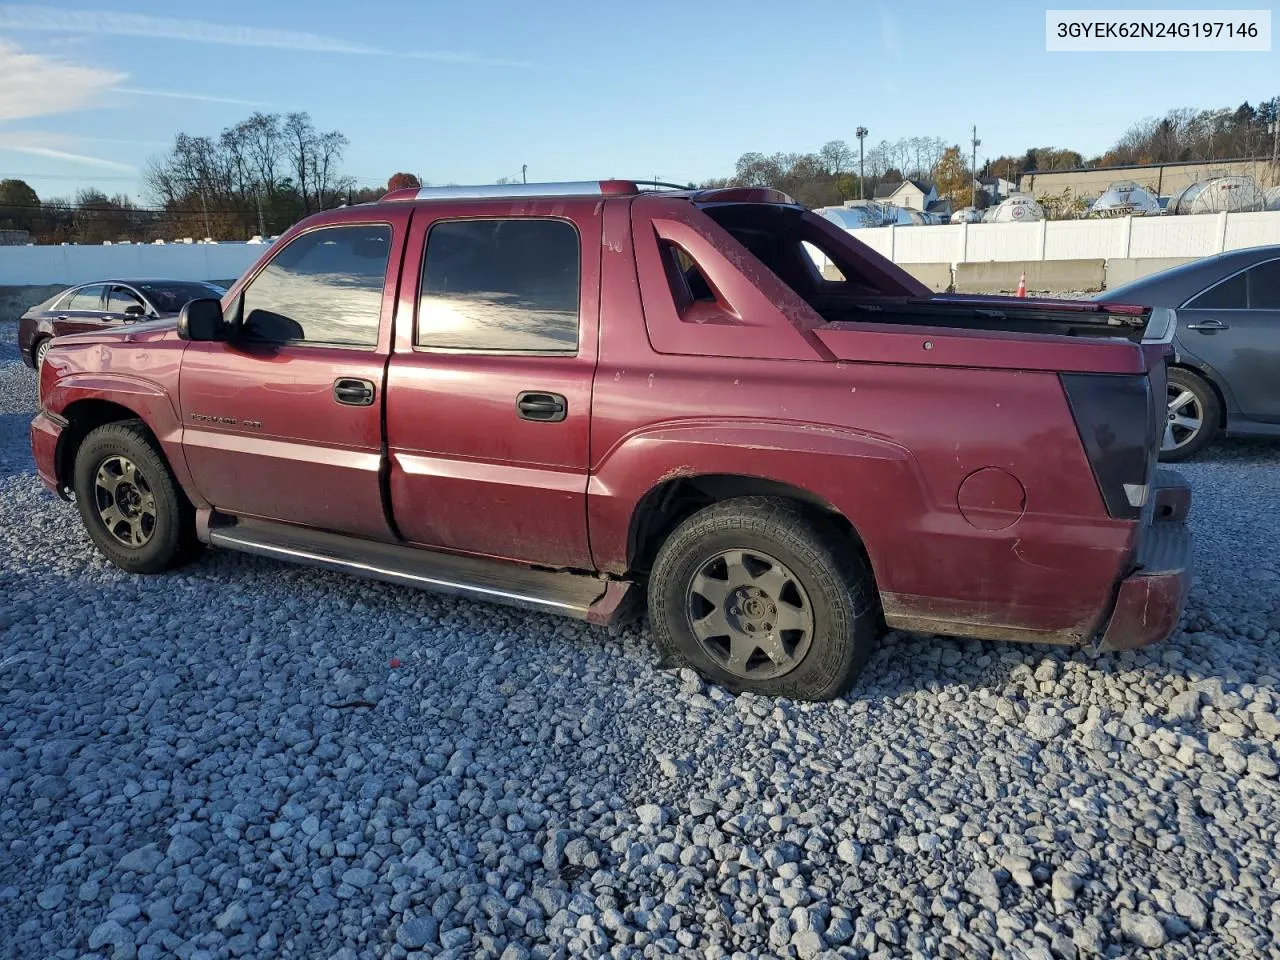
[970,125,981,210]
[199,183,211,240]
[521,164,527,184]
[1270,103,1279,186]
[856,126,868,200]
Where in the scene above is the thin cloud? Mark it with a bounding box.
[0,5,531,66]
[114,86,268,107]
[878,6,902,58]
[404,50,534,68]
[0,39,123,120]
[77,135,172,148]
[4,145,137,173]
[0,5,384,54]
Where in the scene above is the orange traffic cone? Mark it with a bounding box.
[1016,272,1027,298]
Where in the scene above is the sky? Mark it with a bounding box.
[1,0,1278,203]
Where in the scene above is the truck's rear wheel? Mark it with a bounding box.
[648,497,879,701]
[73,420,198,574]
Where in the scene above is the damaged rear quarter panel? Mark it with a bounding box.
[589,287,1136,641]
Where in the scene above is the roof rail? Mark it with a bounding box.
[381,180,639,202]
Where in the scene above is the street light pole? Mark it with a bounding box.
[856,126,868,200]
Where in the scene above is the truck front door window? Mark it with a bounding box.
[241,224,391,347]
[417,218,579,353]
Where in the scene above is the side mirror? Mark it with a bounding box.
[177,298,226,341]
[124,304,146,318]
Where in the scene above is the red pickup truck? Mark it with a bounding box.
[30,180,1191,700]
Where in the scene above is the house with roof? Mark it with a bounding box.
[976,176,1016,203]
[872,179,937,212]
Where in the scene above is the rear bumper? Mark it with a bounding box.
[29,410,65,494]
[1097,470,1192,651]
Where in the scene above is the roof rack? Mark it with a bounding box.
[381,180,639,202]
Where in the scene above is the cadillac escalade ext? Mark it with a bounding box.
[30,180,1192,700]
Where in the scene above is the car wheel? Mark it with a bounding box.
[72,419,198,574]
[34,338,51,369]
[1161,368,1220,462]
[648,496,881,701]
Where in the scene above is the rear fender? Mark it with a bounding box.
[587,418,925,578]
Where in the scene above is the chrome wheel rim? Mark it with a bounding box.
[685,549,814,680]
[93,455,157,548]
[1164,384,1203,452]
[35,341,49,367]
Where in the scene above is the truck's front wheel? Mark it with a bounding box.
[73,420,199,574]
[648,497,880,701]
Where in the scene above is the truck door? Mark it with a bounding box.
[384,200,601,568]
[178,211,409,540]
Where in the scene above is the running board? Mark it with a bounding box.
[207,517,634,624]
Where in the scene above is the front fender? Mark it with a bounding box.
[46,373,181,442]
[43,370,204,507]
[586,417,928,577]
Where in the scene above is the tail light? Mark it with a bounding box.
[1060,373,1158,520]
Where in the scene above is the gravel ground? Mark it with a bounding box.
[2,319,1279,960]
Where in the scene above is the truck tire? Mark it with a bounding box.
[73,420,199,574]
[1161,367,1219,462]
[648,497,880,701]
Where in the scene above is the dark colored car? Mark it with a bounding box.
[17,279,227,369]
[1102,246,1280,460]
[30,180,1190,701]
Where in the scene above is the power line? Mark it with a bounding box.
[0,201,270,215]
[3,170,393,186]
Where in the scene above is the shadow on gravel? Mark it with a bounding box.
[1192,436,1280,465]
[0,412,35,480]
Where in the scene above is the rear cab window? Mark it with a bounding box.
[415,218,580,353]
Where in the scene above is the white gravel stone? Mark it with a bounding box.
[36,885,64,910]
[1120,910,1168,948]
[396,915,438,949]
[1173,890,1208,930]
[1026,711,1068,740]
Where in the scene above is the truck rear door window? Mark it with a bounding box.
[416,218,579,353]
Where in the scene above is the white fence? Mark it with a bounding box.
[0,242,267,286]
[6,210,1280,284]
[851,210,1280,265]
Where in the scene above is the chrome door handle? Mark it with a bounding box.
[1186,319,1229,331]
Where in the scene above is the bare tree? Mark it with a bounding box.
[312,130,350,210]
[818,140,854,176]
[284,112,317,214]
[243,113,284,202]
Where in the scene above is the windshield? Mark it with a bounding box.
[134,282,224,313]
